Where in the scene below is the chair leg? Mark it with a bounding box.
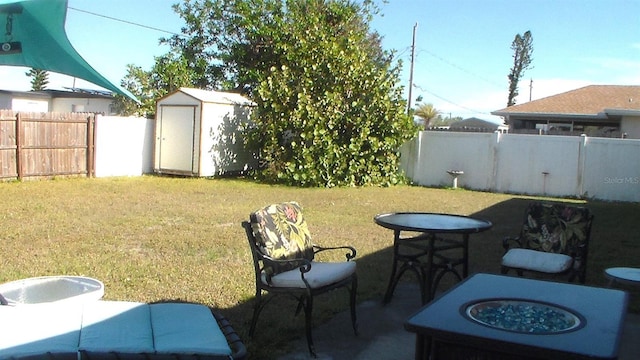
[383,255,400,304]
[350,275,358,335]
[302,295,317,358]
[431,264,462,300]
[249,291,263,337]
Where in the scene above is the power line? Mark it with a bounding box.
[68,6,184,37]
[417,48,504,89]
[413,83,493,116]
[392,46,412,62]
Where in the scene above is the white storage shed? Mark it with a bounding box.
[154,88,258,177]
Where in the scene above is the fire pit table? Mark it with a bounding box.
[405,273,628,360]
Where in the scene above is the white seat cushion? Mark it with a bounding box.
[0,303,81,359]
[502,248,573,274]
[150,303,231,356]
[263,261,356,289]
[79,300,155,354]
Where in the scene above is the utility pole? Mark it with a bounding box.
[529,78,533,102]
[407,22,418,115]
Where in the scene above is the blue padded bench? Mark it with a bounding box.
[0,302,81,360]
[0,301,246,360]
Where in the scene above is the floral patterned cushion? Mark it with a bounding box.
[250,202,315,275]
[521,203,592,254]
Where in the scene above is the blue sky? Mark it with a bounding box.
[1,0,638,123]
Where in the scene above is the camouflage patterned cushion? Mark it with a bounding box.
[521,203,591,254]
[250,202,315,275]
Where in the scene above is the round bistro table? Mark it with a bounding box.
[374,212,492,304]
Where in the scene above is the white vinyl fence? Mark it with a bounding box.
[91,117,639,202]
[94,115,154,177]
[400,131,640,202]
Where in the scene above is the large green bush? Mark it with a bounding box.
[246,1,418,186]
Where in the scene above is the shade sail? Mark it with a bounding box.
[0,0,138,102]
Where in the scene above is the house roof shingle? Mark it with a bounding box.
[492,85,640,116]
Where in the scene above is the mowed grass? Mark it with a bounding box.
[1,176,639,358]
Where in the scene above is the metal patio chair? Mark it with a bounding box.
[241,201,358,357]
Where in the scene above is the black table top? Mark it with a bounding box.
[405,273,629,359]
[374,212,492,234]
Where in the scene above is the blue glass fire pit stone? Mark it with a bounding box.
[463,298,584,334]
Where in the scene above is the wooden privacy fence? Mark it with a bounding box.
[0,110,95,180]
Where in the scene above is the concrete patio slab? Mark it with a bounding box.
[279,282,640,360]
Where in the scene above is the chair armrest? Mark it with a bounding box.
[259,254,314,275]
[502,236,523,252]
[313,245,357,261]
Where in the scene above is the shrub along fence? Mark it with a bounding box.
[0,111,95,180]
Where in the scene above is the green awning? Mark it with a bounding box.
[0,0,138,102]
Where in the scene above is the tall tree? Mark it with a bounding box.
[167,0,418,186]
[25,68,49,91]
[507,30,533,107]
[414,103,440,129]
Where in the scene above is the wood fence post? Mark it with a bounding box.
[87,114,95,178]
[15,112,22,180]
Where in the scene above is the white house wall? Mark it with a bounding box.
[51,98,114,114]
[0,93,12,109]
[12,97,49,112]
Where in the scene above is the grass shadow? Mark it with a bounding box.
[226,196,640,359]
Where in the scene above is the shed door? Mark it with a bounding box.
[157,105,197,173]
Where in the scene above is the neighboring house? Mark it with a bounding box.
[448,117,509,133]
[492,85,640,138]
[0,89,116,114]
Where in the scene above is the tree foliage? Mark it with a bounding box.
[25,68,49,91]
[507,30,533,107]
[429,115,463,128]
[166,0,417,187]
[113,52,197,118]
[250,1,417,186]
[414,103,440,129]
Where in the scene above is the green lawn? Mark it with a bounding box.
[1,176,638,358]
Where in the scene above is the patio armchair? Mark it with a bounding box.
[242,201,358,357]
[501,202,594,283]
